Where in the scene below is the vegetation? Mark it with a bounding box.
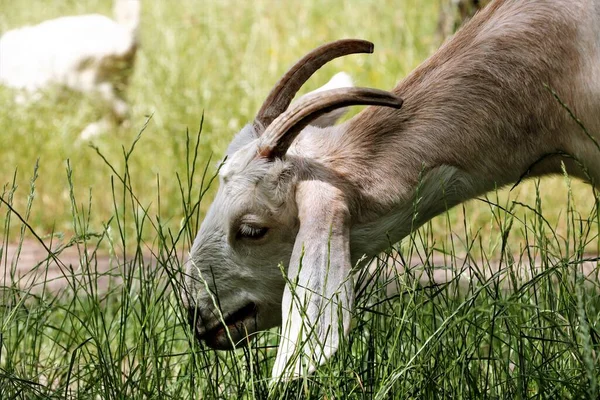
[1,0,599,398]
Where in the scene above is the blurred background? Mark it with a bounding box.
[0,0,593,252]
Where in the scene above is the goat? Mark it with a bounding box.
[0,0,140,139]
[184,0,600,380]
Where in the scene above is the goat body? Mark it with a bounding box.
[327,0,600,257]
[185,0,600,380]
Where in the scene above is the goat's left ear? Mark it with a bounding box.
[301,72,354,128]
[272,180,353,380]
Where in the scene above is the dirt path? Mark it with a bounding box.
[1,239,161,294]
[2,239,600,296]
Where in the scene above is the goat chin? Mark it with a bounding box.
[185,0,600,381]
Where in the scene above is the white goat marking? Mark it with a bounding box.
[0,0,140,139]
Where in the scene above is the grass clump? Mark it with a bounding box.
[1,0,600,398]
[1,122,600,398]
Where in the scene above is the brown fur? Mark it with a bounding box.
[300,0,596,223]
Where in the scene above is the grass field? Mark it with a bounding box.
[2,0,600,398]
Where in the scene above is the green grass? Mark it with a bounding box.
[0,0,445,240]
[2,127,600,398]
[2,0,600,398]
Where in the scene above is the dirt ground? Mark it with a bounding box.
[3,239,599,298]
[1,239,162,295]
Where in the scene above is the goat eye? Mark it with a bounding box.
[237,224,269,240]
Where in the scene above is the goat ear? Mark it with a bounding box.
[272,180,353,380]
[300,72,354,128]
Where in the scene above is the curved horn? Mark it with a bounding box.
[258,87,404,159]
[255,39,375,131]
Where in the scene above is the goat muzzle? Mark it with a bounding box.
[188,302,259,350]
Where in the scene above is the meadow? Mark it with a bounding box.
[1,0,600,398]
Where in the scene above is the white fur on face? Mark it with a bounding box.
[185,72,354,360]
[185,143,300,348]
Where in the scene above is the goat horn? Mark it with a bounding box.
[254,39,375,131]
[259,87,404,159]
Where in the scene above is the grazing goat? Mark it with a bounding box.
[185,0,600,380]
[0,0,140,139]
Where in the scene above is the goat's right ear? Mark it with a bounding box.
[272,180,354,380]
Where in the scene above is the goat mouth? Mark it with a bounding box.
[193,302,258,350]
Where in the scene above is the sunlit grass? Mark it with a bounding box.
[2,121,599,398]
[1,0,593,246]
[1,0,600,398]
[0,0,439,241]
